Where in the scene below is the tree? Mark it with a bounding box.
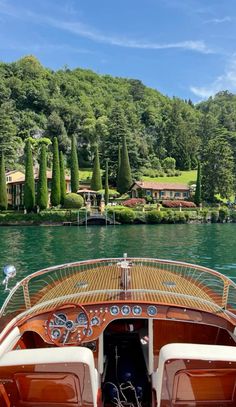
[24,139,35,212]
[117,134,132,194]
[0,103,21,167]
[162,157,176,171]
[46,111,70,153]
[60,151,66,205]
[194,161,202,206]
[117,143,121,186]
[37,143,48,210]
[91,145,102,191]
[202,136,234,202]
[70,135,79,193]
[0,153,7,210]
[104,159,109,205]
[50,137,61,206]
[102,104,129,183]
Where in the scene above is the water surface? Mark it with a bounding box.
[0,224,236,280]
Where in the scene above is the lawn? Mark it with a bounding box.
[79,168,92,182]
[142,170,197,185]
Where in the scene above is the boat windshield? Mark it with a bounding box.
[1,257,236,329]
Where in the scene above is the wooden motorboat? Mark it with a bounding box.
[0,255,236,406]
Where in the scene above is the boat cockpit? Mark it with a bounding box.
[1,256,236,406]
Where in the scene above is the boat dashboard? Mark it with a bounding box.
[16,301,234,347]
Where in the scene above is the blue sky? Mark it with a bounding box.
[0,0,236,101]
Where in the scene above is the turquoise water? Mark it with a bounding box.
[0,224,236,278]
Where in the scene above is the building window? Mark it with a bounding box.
[183,192,188,198]
[146,190,151,196]
[6,176,12,182]
[175,192,180,198]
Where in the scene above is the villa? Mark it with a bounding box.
[130,180,190,200]
[6,170,71,207]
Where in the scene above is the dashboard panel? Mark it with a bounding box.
[18,303,160,346]
[18,302,232,346]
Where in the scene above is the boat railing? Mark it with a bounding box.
[0,258,236,322]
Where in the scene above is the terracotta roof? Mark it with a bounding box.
[6,170,70,183]
[6,170,24,176]
[35,170,70,181]
[133,181,190,191]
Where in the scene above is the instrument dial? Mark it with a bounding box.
[147,305,157,316]
[110,305,119,316]
[83,327,93,336]
[65,320,75,331]
[77,312,88,325]
[121,305,131,316]
[91,316,100,326]
[51,329,61,340]
[54,313,67,326]
[132,305,142,315]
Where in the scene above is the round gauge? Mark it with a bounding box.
[76,312,88,325]
[147,305,157,316]
[110,305,120,316]
[54,313,67,326]
[91,316,100,326]
[132,305,142,316]
[83,327,93,336]
[51,329,61,340]
[121,305,131,316]
[65,320,74,330]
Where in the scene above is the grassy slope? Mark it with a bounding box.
[142,170,197,185]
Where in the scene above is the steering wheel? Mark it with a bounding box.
[46,303,91,346]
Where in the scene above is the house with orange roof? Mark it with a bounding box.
[130,180,190,201]
[6,170,71,207]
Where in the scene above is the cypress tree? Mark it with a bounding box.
[117,142,121,186]
[194,161,202,206]
[70,135,79,193]
[117,134,132,194]
[37,143,48,210]
[24,139,35,212]
[60,151,66,205]
[0,153,7,210]
[51,137,61,206]
[105,159,109,205]
[91,145,102,191]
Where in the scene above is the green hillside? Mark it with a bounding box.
[0,56,236,201]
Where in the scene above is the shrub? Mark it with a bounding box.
[162,200,196,208]
[162,157,176,171]
[63,193,84,209]
[174,212,187,223]
[114,208,135,224]
[134,211,146,223]
[146,210,163,224]
[219,207,229,223]
[200,208,209,222]
[211,210,219,223]
[230,211,236,222]
[123,198,145,207]
[162,210,175,223]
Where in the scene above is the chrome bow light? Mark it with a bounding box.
[2,265,16,292]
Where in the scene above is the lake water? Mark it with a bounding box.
[0,224,236,279]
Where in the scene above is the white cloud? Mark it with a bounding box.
[0,2,213,54]
[190,55,236,99]
[46,18,213,54]
[204,16,232,24]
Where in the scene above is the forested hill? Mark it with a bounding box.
[1,55,236,195]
